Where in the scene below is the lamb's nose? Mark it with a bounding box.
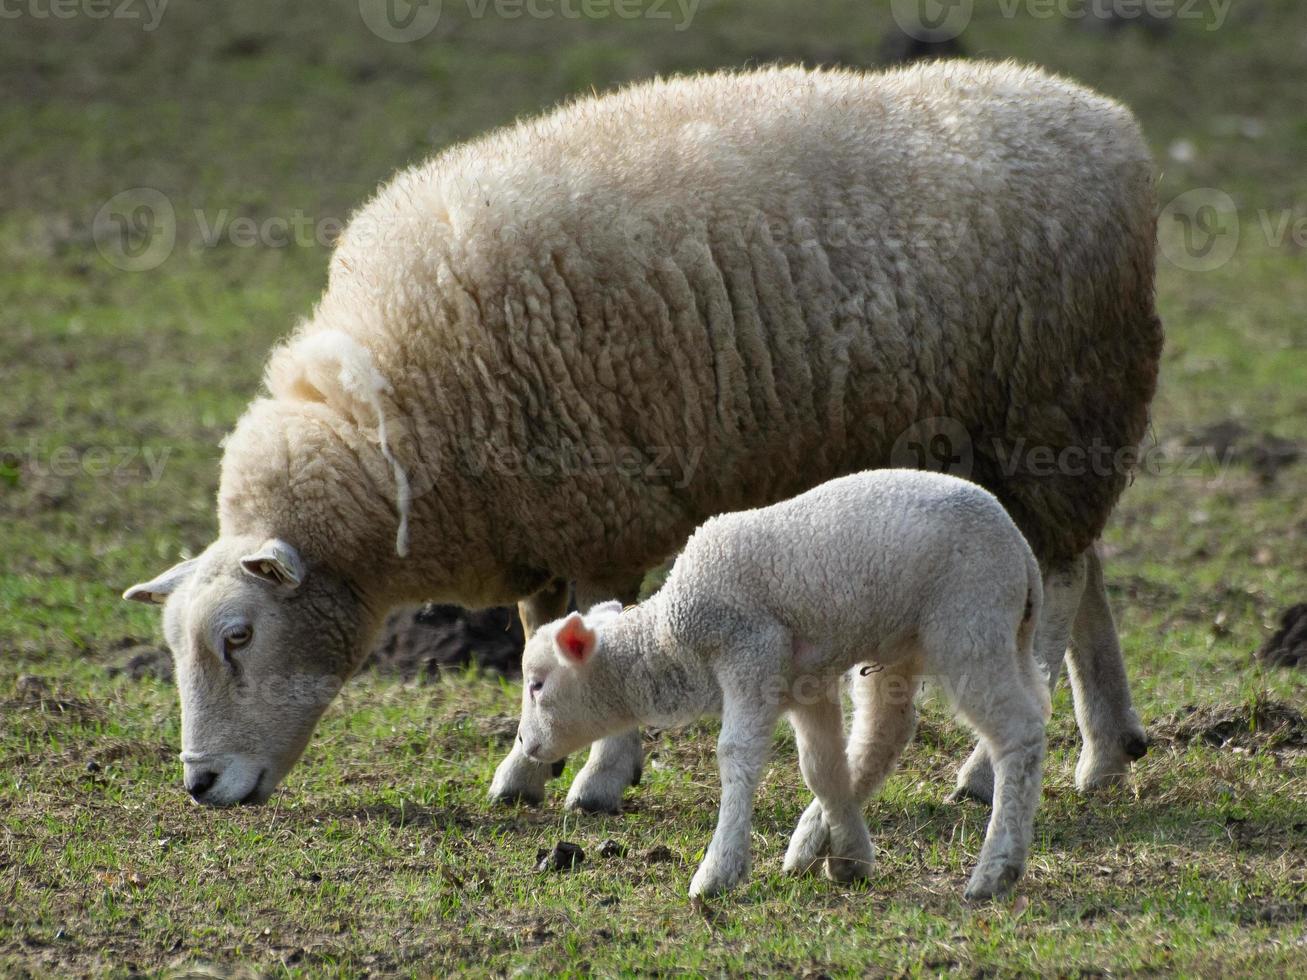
[186,770,218,801]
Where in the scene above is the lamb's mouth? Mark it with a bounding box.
[238,769,267,805]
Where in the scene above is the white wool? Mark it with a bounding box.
[297,330,412,559]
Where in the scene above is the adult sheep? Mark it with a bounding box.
[125,60,1162,812]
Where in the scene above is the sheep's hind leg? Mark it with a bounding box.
[564,578,646,813]
[785,695,875,883]
[785,658,921,876]
[489,578,572,806]
[951,555,1084,805]
[1066,548,1149,791]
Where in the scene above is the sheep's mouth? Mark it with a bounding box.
[238,769,267,805]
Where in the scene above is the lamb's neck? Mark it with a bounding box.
[595,599,717,729]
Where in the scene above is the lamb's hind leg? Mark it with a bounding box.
[785,657,922,876]
[951,645,1048,901]
[786,694,875,882]
[951,555,1084,804]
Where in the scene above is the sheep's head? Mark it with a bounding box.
[517,603,623,764]
[124,536,374,806]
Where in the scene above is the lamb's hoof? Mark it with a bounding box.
[488,784,545,806]
[951,746,995,807]
[963,861,1023,902]
[783,802,830,876]
[564,757,642,813]
[824,854,872,883]
[824,826,875,883]
[947,782,993,806]
[488,752,550,806]
[565,793,623,815]
[564,774,628,814]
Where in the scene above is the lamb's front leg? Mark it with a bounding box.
[489,579,572,805]
[689,687,779,899]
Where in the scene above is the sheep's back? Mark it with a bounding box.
[314,61,1162,576]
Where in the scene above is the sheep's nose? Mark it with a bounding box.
[186,770,218,801]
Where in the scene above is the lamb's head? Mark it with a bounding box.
[517,603,624,764]
[124,536,374,806]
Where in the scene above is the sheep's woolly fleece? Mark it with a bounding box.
[216,60,1162,607]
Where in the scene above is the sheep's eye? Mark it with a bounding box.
[528,679,544,696]
[223,625,253,655]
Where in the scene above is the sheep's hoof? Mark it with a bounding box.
[963,862,1023,902]
[1074,730,1148,792]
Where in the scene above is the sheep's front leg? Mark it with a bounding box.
[689,686,778,899]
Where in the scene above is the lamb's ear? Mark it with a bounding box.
[240,539,306,590]
[554,612,597,666]
[123,558,200,605]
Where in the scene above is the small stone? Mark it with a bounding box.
[85,760,101,773]
[535,841,585,872]
[598,839,628,859]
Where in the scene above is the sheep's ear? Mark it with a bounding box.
[240,539,306,590]
[554,612,597,666]
[123,558,200,605]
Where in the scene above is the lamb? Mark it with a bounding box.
[122,60,1159,812]
[516,470,1050,900]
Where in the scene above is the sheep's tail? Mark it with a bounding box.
[1018,551,1051,722]
[280,329,413,559]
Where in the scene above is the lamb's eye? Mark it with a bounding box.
[223,625,253,655]
[528,679,544,696]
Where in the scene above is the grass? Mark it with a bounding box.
[2,0,1306,975]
